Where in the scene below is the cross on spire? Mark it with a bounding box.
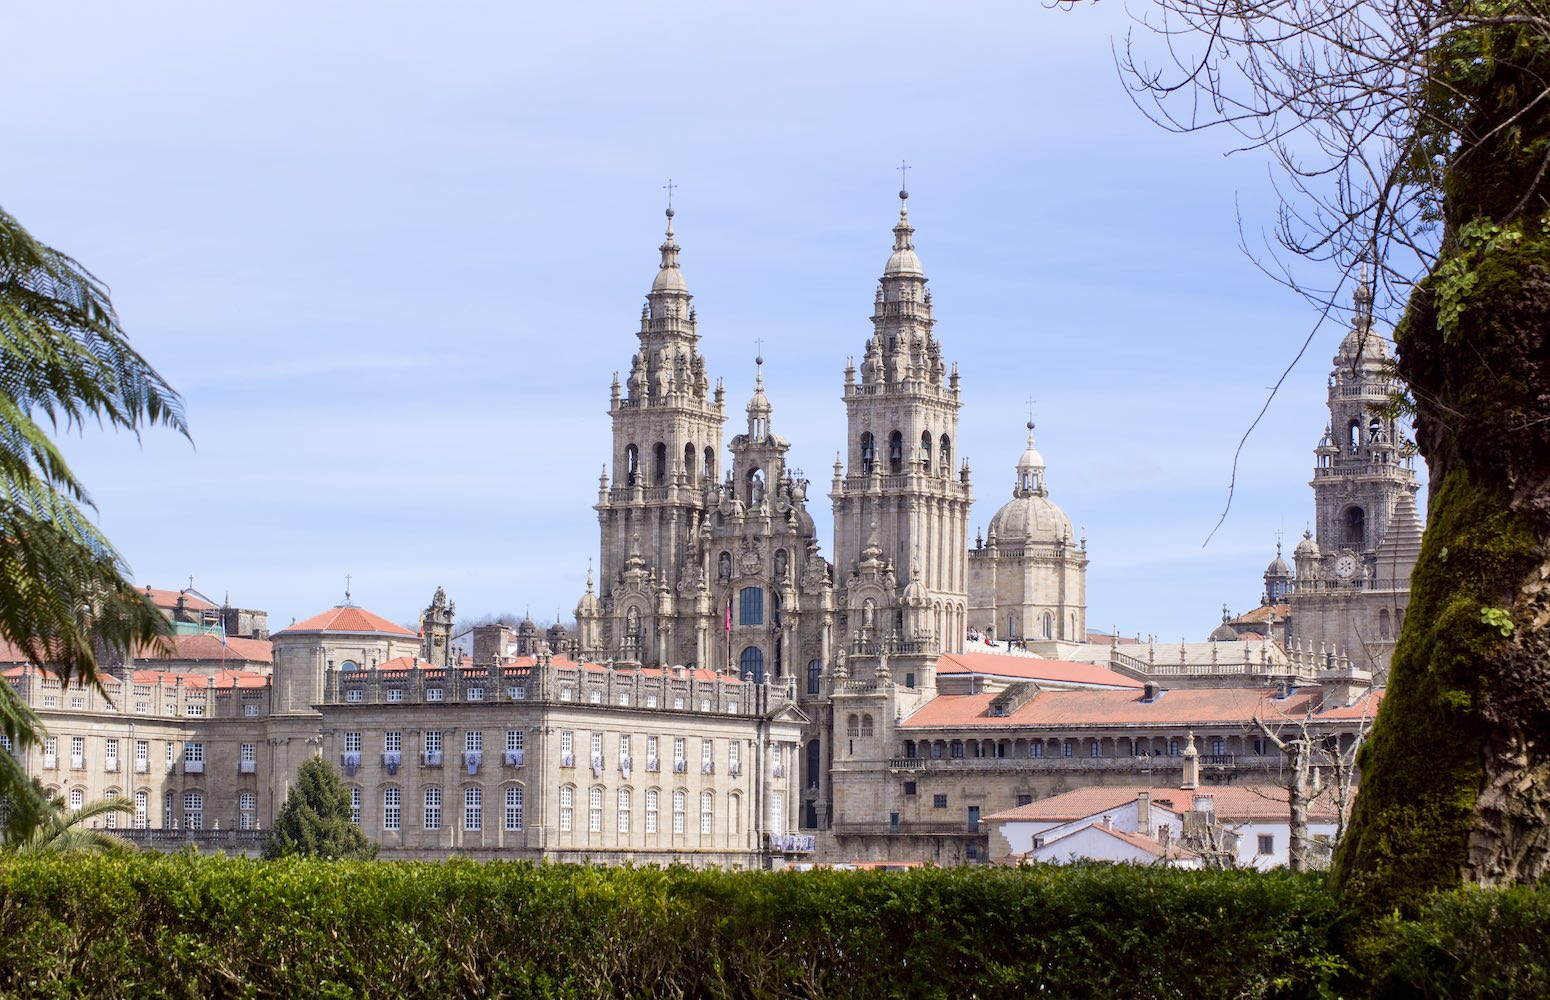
[896,160,910,195]
[754,337,764,363]
[663,178,677,211]
[1025,397,1038,429]
[344,574,352,605]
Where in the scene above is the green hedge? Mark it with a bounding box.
[0,856,1339,999]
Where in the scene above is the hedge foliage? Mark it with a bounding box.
[0,855,1542,998]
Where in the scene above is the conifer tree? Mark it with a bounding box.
[262,756,377,860]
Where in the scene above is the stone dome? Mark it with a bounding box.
[885,246,923,277]
[987,490,1074,546]
[652,264,687,294]
[1265,545,1292,579]
[1294,528,1320,559]
[1210,621,1240,642]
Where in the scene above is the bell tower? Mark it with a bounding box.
[586,206,726,666]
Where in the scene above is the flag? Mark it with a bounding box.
[724,600,732,632]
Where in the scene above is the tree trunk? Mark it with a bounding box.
[1333,22,1550,910]
[1288,740,1309,872]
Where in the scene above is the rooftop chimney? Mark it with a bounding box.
[1181,732,1200,790]
[1137,791,1152,837]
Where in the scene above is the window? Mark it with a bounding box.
[42,736,57,768]
[739,646,764,684]
[244,702,260,716]
[134,790,148,829]
[426,687,444,702]
[739,587,764,626]
[589,689,602,704]
[888,430,903,474]
[507,730,524,753]
[135,740,148,771]
[903,781,917,796]
[807,659,822,695]
[646,695,658,708]
[646,735,659,768]
[646,789,659,833]
[464,786,482,831]
[1210,737,1226,756]
[589,786,603,833]
[424,787,442,830]
[466,731,483,753]
[102,789,119,829]
[1168,738,1181,756]
[70,787,84,811]
[350,786,362,826]
[345,732,362,754]
[932,794,948,809]
[672,790,686,833]
[673,696,684,710]
[617,788,631,833]
[185,699,206,717]
[559,688,573,702]
[590,732,603,759]
[104,739,119,770]
[425,731,443,755]
[1257,834,1275,855]
[508,685,526,700]
[860,715,874,737]
[505,786,523,830]
[1089,742,1100,759]
[950,741,964,759]
[966,844,980,861]
[164,791,174,829]
[467,687,484,701]
[240,743,256,763]
[346,689,363,703]
[71,736,85,768]
[383,788,401,830]
[700,698,711,712]
[1062,741,1074,759]
[700,790,713,834]
[729,741,740,775]
[386,688,404,703]
[673,737,686,768]
[386,732,402,753]
[618,692,630,706]
[769,791,785,835]
[183,790,204,830]
[184,742,205,764]
[619,734,631,761]
[1016,794,1033,807]
[701,739,713,769]
[1029,743,1044,758]
[559,786,574,832]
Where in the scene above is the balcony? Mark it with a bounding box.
[832,821,981,838]
[183,760,205,774]
[383,751,402,774]
[619,757,632,778]
[105,759,120,773]
[341,752,361,775]
[422,750,443,767]
[561,752,575,768]
[701,761,714,775]
[673,760,687,773]
[504,750,525,768]
[463,751,483,775]
[773,763,785,778]
[238,760,257,775]
[768,833,817,854]
[646,757,660,772]
[590,755,604,778]
[729,762,741,777]
[42,753,57,769]
[70,755,85,770]
[135,761,149,774]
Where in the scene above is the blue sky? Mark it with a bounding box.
[1,2,1407,639]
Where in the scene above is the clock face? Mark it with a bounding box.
[1335,554,1358,579]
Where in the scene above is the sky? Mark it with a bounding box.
[0,2,1415,640]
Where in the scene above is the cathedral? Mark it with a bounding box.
[572,189,1085,830]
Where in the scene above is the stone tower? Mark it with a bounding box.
[420,586,455,667]
[968,422,1088,646]
[1284,273,1423,676]
[826,190,973,844]
[585,208,727,667]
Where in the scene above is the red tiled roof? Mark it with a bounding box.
[130,668,270,690]
[935,652,1143,689]
[1044,823,1198,861]
[901,685,1322,729]
[989,783,1342,824]
[143,634,271,665]
[1317,689,1385,719]
[143,587,218,612]
[276,606,417,637]
[367,654,745,685]
[1228,604,1290,626]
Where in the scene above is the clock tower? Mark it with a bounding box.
[1282,273,1423,682]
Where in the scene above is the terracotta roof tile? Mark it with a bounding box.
[130,668,270,690]
[935,652,1143,689]
[276,606,417,637]
[1316,689,1385,719]
[901,685,1323,729]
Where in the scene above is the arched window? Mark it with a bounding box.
[645,789,659,834]
[889,431,904,474]
[1344,507,1366,548]
[860,432,876,474]
[807,658,822,695]
[349,785,362,825]
[846,714,860,737]
[920,431,933,474]
[617,788,631,833]
[739,646,765,684]
[700,790,714,834]
[860,714,874,737]
[1042,612,1054,639]
[653,442,668,485]
[625,444,639,486]
[805,739,821,790]
[69,787,84,812]
[183,790,204,830]
[729,792,742,837]
[134,789,149,829]
[1348,420,1361,452]
[684,443,696,484]
[558,786,573,832]
[381,788,400,831]
[939,434,951,473]
[425,786,442,830]
[672,790,686,833]
[503,786,523,831]
[703,446,715,483]
[589,786,603,833]
[463,786,482,831]
[339,659,359,672]
[1378,608,1391,639]
[950,740,965,759]
[739,587,764,626]
[1368,416,1381,440]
